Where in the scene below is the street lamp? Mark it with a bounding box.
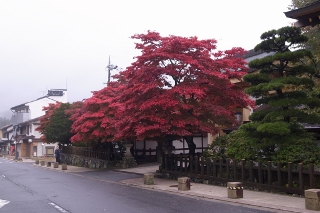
[105,55,118,83]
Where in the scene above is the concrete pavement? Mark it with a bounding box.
[117,164,315,213]
[6,157,319,213]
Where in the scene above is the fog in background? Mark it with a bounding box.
[0,0,293,119]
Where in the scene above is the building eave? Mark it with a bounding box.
[284,1,320,27]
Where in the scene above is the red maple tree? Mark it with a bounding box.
[70,81,123,143]
[70,31,252,154]
[108,31,253,153]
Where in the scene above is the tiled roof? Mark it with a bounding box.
[243,49,264,59]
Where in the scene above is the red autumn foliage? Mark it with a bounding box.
[112,31,252,141]
[36,102,62,142]
[65,101,84,122]
[71,31,253,143]
[70,81,123,142]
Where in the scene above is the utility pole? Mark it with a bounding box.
[13,125,19,160]
[105,55,118,84]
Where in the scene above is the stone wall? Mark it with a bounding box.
[61,153,117,169]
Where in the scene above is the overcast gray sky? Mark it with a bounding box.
[0,0,293,117]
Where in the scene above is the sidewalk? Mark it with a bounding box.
[116,164,316,213]
[6,156,94,173]
[11,157,319,213]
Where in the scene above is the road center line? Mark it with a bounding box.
[49,202,69,213]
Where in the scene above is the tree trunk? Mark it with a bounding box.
[156,141,163,163]
[184,136,196,156]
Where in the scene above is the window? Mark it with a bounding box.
[235,112,242,122]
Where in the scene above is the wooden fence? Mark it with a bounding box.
[134,148,157,163]
[161,154,320,195]
[61,146,113,161]
[61,146,158,162]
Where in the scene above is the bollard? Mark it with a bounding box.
[40,160,45,166]
[54,162,59,168]
[144,174,154,185]
[227,182,243,199]
[35,159,39,164]
[178,177,191,191]
[305,189,320,210]
[62,163,67,170]
[46,162,51,167]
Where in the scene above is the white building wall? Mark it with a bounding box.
[31,123,41,138]
[13,89,67,157]
[27,96,67,119]
[36,142,57,157]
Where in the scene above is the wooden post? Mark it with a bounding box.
[233,159,238,180]
[200,156,204,176]
[195,156,199,174]
[212,159,217,177]
[184,155,188,173]
[175,155,179,172]
[206,158,211,177]
[241,159,245,182]
[179,154,183,173]
[267,161,272,186]
[190,155,193,174]
[226,159,230,179]
[249,160,253,182]
[309,163,315,188]
[298,163,304,191]
[162,153,166,170]
[258,161,263,184]
[288,162,293,188]
[219,159,223,178]
[277,162,282,186]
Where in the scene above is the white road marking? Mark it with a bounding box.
[0,199,10,208]
[1,175,5,178]
[49,202,69,213]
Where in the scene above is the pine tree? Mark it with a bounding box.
[227,26,320,164]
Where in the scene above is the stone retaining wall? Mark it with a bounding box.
[61,153,117,169]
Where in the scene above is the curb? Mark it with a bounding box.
[119,177,309,213]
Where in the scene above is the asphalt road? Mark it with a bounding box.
[0,158,278,213]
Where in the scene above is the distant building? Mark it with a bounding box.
[2,89,67,158]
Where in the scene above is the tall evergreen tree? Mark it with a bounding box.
[226,26,320,164]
